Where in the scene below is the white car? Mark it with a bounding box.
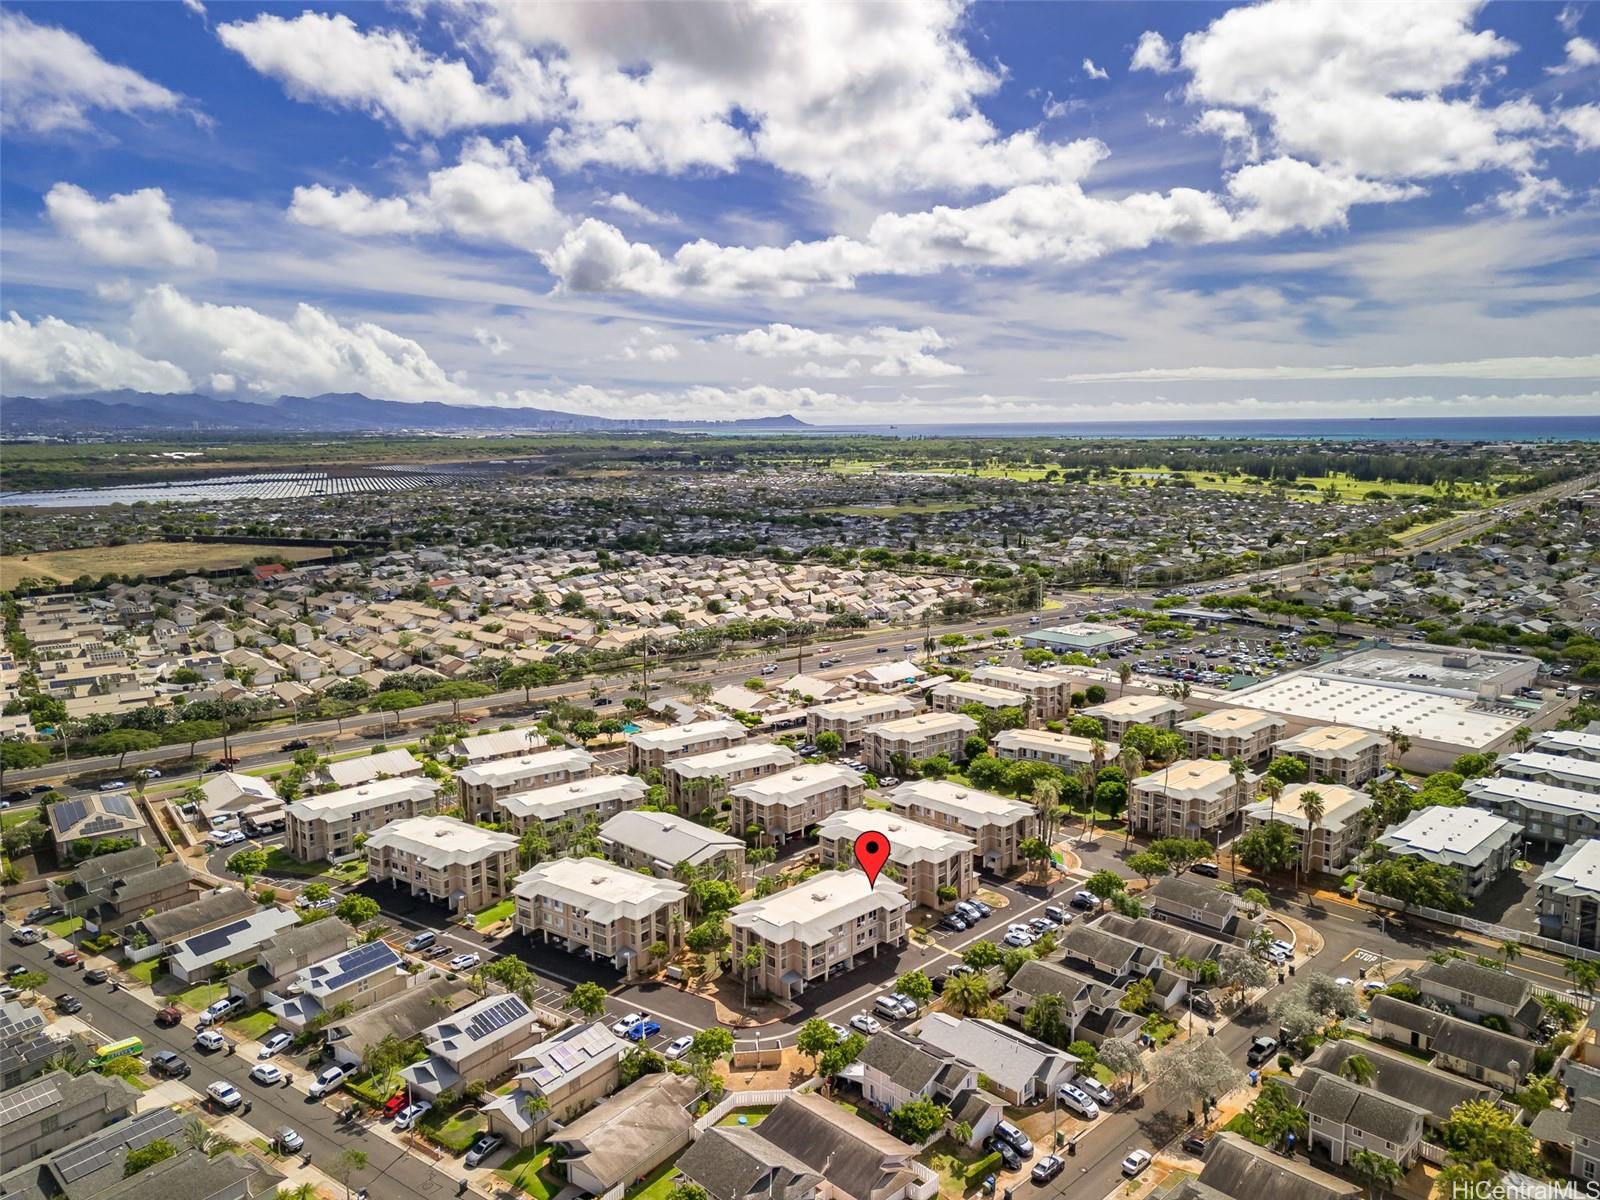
[1003,929,1035,948]
[1334,976,1354,987]
[308,1064,349,1097]
[663,1035,695,1060]
[207,1081,243,1109]
[394,1101,433,1131]
[611,1011,647,1037]
[1121,1149,1152,1176]
[447,952,480,971]
[827,1023,850,1042]
[1056,1083,1100,1119]
[209,829,245,847]
[249,1063,283,1085]
[258,1033,293,1058]
[1270,939,1295,959]
[1361,980,1387,994]
[849,1013,881,1036]
[194,1030,227,1052]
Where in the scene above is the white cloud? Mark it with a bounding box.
[1559,4,1585,34]
[1487,173,1569,217]
[618,326,682,363]
[124,284,475,402]
[45,183,216,270]
[474,328,511,356]
[182,0,208,25]
[0,310,193,395]
[1226,158,1420,235]
[0,10,185,134]
[289,138,564,252]
[1192,109,1260,162]
[1561,104,1600,149]
[596,192,678,226]
[719,323,964,377]
[217,10,556,137]
[1082,58,1109,81]
[497,381,838,421]
[1048,354,1600,384]
[1548,35,1600,72]
[1130,31,1176,74]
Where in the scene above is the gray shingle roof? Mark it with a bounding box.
[1198,1134,1361,1200]
[1413,958,1533,1009]
[857,1030,952,1095]
[1303,1041,1492,1120]
[134,888,256,943]
[1295,1068,1428,1143]
[1147,875,1240,919]
[677,1125,821,1200]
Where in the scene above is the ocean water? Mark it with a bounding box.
[785,416,1600,441]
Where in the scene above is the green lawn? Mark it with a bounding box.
[124,958,161,985]
[428,1109,486,1154]
[717,1104,773,1126]
[259,848,333,877]
[496,1145,558,1196]
[2,809,41,830]
[474,898,515,929]
[624,1157,683,1200]
[175,980,228,1010]
[44,916,83,937]
[228,1009,279,1040]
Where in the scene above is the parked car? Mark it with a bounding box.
[1056,1083,1099,1119]
[383,1091,410,1118]
[611,1011,647,1037]
[55,994,83,1015]
[4,963,27,979]
[207,1081,244,1110]
[277,1128,305,1154]
[465,1133,505,1167]
[1121,1150,1152,1176]
[849,1013,881,1035]
[25,905,62,923]
[250,1064,284,1086]
[627,1019,662,1041]
[1070,890,1098,910]
[200,995,246,1025]
[309,1064,349,1097]
[194,1030,227,1052]
[1187,991,1216,1017]
[1181,1134,1209,1156]
[967,900,993,917]
[888,992,918,1016]
[10,926,44,945]
[984,1136,1021,1172]
[394,1101,433,1131]
[403,931,437,952]
[54,948,83,966]
[874,995,909,1021]
[993,1120,1033,1158]
[156,1005,183,1026]
[149,1051,190,1079]
[258,1033,293,1058]
[83,968,109,985]
[1269,939,1295,959]
[98,780,129,792]
[663,1035,694,1060]
[447,952,480,972]
[1031,1156,1065,1185]
[1003,928,1034,948]
[939,915,969,933]
[209,829,245,847]
[1190,861,1220,878]
[1076,1077,1115,1107]
[1246,1036,1279,1067]
[280,740,310,751]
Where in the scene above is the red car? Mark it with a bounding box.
[383,1091,409,1118]
[54,949,83,967]
[156,1006,184,1026]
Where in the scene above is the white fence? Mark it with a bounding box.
[694,1083,818,1134]
[1357,890,1600,964]
[1418,1141,1448,1166]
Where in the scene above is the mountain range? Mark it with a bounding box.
[0,390,813,435]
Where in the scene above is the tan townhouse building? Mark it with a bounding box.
[663,742,799,815]
[970,665,1071,720]
[365,815,519,913]
[992,728,1121,771]
[1274,725,1389,786]
[493,774,648,836]
[513,857,687,977]
[805,694,918,746]
[861,712,979,776]
[627,719,748,774]
[599,809,746,880]
[730,763,865,845]
[929,679,1027,717]
[456,747,598,821]
[1079,694,1186,739]
[1177,707,1287,763]
[1130,758,1256,838]
[729,872,910,999]
[1241,782,1372,874]
[816,809,976,908]
[286,776,443,862]
[889,779,1035,873]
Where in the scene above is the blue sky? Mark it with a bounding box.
[1,0,1597,422]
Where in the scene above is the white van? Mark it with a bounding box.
[1056,1083,1100,1119]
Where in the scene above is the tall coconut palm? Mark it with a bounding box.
[1385,726,1411,769]
[1117,661,1133,697]
[1118,746,1145,849]
[1296,788,1326,889]
[1259,774,1284,826]
[1032,778,1062,849]
[1348,1149,1404,1200]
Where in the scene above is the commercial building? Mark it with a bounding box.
[599,809,746,879]
[663,742,798,815]
[1272,725,1388,787]
[993,728,1121,770]
[1177,708,1287,763]
[729,763,865,845]
[285,776,442,862]
[929,679,1028,716]
[1537,839,1600,951]
[817,809,976,908]
[728,872,910,999]
[1129,759,1255,839]
[1240,783,1373,874]
[456,748,597,821]
[861,712,979,776]
[805,694,918,745]
[513,857,687,976]
[1374,807,1522,900]
[1079,694,1185,739]
[365,815,519,912]
[889,780,1035,873]
[1020,622,1138,653]
[1464,775,1600,850]
[627,719,748,773]
[492,774,648,836]
[970,665,1071,720]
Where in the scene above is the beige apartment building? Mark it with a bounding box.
[1177,707,1288,763]
[513,857,687,977]
[805,694,918,745]
[993,728,1121,771]
[730,763,866,845]
[729,872,911,999]
[456,748,597,821]
[1241,782,1372,874]
[627,719,748,774]
[889,779,1035,873]
[1274,725,1389,786]
[1129,758,1257,838]
[816,809,975,908]
[970,665,1071,721]
[929,679,1027,717]
[862,712,979,776]
[285,777,442,862]
[599,810,746,880]
[1079,694,1186,739]
[365,815,519,913]
[663,742,799,815]
[493,775,648,836]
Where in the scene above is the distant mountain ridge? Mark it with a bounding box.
[0,390,813,435]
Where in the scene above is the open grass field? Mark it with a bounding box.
[0,541,332,588]
[1095,467,1515,505]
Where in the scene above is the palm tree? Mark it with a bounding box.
[1032,778,1061,849]
[1348,1149,1404,1200]
[1385,726,1411,768]
[1564,958,1600,996]
[1296,788,1326,889]
[943,972,991,1016]
[1511,725,1533,752]
[1339,1053,1376,1086]
[1117,661,1133,697]
[1118,746,1145,849]
[1259,774,1284,826]
[1500,940,1521,966]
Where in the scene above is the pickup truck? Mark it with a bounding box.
[1246,1035,1279,1067]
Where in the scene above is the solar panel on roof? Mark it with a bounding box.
[54,799,87,830]
[0,1077,60,1126]
[54,1108,187,1182]
[183,915,255,956]
[317,941,400,993]
[464,996,527,1041]
[101,794,137,818]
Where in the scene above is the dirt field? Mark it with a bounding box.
[0,542,332,588]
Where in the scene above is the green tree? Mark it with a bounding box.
[302,882,332,903]
[1265,755,1308,784]
[165,719,226,758]
[123,1138,177,1176]
[225,848,268,878]
[93,729,160,767]
[962,940,1003,970]
[1127,851,1171,885]
[796,1018,840,1071]
[1236,1079,1307,1150]
[942,973,992,1016]
[1147,838,1212,874]
[567,981,608,1019]
[1339,1053,1377,1087]
[690,1027,734,1063]
[1084,868,1125,907]
[1018,837,1052,880]
[1156,1038,1244,1121]
[898,970,933,1008]
[335,894,379,927]
[1362,856,1466,914]
[889,1096,949,1143]
[814,731,843,759]
[1233,822,1300,874]
[1347,1150,1404,1200]
[666,1185,711,1200]
[1022,992,1068,1046]
[1438,1099,1539,1173]
[333,1149,368,1200]
[619,1046,666,1086]
[818,1031,866,1079]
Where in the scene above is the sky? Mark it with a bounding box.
[1,0,1598,425]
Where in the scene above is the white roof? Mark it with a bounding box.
[816,809,976,863]
[729,871,908,944]
[971,665,1064,690]
[1081,694,1185,721]
[665,742,798,779]
[850,660,927,685]
[806,694,918,720]
[1537,840,1600,899]
[1239,674,1520,748]
[1376,806,1521,867]
[930,679,1025,708]
[892,779,1033,827]
[1131,759,1249,801]
[729,763,863,806]
[866,711,978,740]
[453,727,548,762]
[599,809,744,868]
[627,719,747,753]
[1465,775,1600,821]
[1241,783,1369,833]
[993,728,1120,762]
[288,776,440,823]
[496,775,648,822]
[1500,752,1600,789]
[1534,730,1600,758]
[914,1013,1076,1095]
[199,772,278,805]
[514,856,686,923]
[324,748,423,788]
[457,747,597,788]
[365,815,517,867]
[1273,725,1389,756]
[1178,707,1284,737]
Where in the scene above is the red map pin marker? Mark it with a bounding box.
[854,831,891,888]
